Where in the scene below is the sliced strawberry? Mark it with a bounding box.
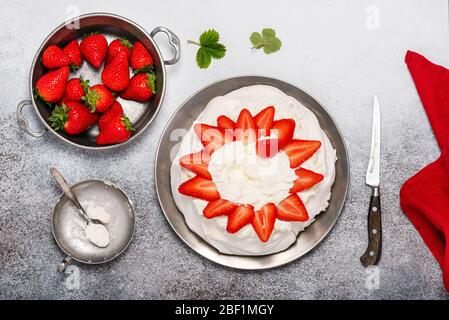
[217,115,236,130]
[226,205,255,234]
[256,139,281,159]
[194,123,230,153]
[178,176,220,201]
[235,109,257,142]
[277,194,309,222]
[282,140,321,169]
[254,106,275,136]
[257,119,295,158]
[252,203,277,242]
[272,119,295,146]
[203,199,238,219]
[179,152,212,180]
[290,168,324,193]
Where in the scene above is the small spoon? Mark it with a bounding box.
[50,167,103,226]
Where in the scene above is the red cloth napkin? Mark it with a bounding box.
[400,51,449,291]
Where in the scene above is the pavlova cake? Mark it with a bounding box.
[171,85,337,256]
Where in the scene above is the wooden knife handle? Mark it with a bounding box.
[360,187,382,267]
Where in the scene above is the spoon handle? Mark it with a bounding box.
[50,167,89,222]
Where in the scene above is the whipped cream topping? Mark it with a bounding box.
[171,85,337,256]
[209,140,297,211]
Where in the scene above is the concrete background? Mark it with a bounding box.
[1,0,449,299]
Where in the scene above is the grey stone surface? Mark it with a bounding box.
[1,0,449,299]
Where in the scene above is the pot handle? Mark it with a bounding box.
[150,26,181,65]
[57,256,73,273]
[17,100,47,138]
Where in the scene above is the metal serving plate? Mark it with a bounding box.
[155,76,349,270]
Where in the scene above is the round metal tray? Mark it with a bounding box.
[155,76,349,270]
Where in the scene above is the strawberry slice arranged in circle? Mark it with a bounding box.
[252,203,277,242]
[226,205,255,234]
[254,106,275,137]
[290,168,324,193]
[178,176,220,201]
[194,123,231,153]
[277,194,309,222]
[235,109,258,143]
[179,151,212,180]
[257,118,295,158]
[282,140,321,169]
[203,199,238,219]
[217,115,236,130]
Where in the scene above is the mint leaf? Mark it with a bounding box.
[250,28,282,54]
[189,29,226,69]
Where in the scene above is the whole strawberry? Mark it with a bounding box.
[120,72,156,102]
[98,101,124,132]
[106,38,132,64]
[34,66,69,104]
[61,76,89,104]
[63,40,83,71]
[102,51,130,92]
[42,45,70,69]
[82,84,115,113]
[96,115,133,145]
[49,101,99,135]
[130,41,153,72]
[80,33,108,69]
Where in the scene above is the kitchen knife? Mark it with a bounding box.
[360,96,382,267]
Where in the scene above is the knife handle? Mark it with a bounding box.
[360,187,382,267]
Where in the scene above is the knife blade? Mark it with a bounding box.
[360,96,382,267]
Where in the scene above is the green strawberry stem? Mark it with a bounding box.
[69,63,80,73]
[48,105,69,131]
[187,40,201,46]
[119,37,132,49]
[121,116,135,132]
[81,87,99,112]
[146,72,157,94]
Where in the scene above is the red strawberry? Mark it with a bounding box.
[106,38,132,64]
[252,203,277,242]
[49,101,99,135]
[42,45,70,69]
[254,106,275,136]
[203,199,238,219]
[82,84,115,113]
[226,205,255,234]
[63,40,83,71]
[98,101,124,132]
[235,108,257,142]
[277,194,309,222]
[120,72,156,102]
[272,119,295,146]
[102,51,130,92]
[179,151,212,180]
[282,140,321,169]
[80,33,108,69]
[61,77,89,104]
[217,115,236,130]
[290,168,324,193]
[178,176,220,201]
[130,41,153,72]
[34,66,69,103]
[257,119,295,158]
[96,114,134,145]
[194,123,231,153]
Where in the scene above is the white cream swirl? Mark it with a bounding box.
[170,85,337,256]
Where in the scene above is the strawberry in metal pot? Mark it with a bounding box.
[49,101,99,135]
